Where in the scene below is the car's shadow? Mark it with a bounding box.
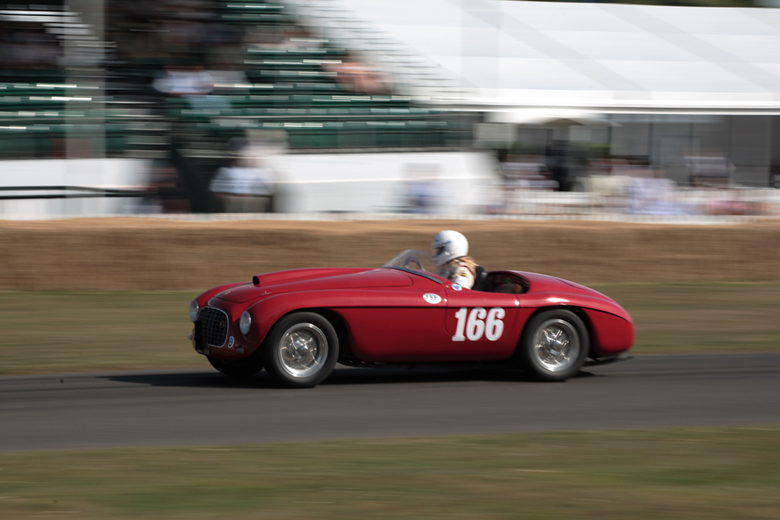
[103,366,596,389]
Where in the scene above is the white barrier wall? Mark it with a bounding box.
[5,155,777,220]
[268,151,500,214]
[0,159,150,219]
[0,152,500,218]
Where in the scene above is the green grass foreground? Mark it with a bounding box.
[1,283,780,375]
[1,427,778,519]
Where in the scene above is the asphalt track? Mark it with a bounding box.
[1,353,779,452]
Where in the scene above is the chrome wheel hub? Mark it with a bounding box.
[532,319,580,372]
[279,323,328,378]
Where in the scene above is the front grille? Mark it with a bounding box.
[198,307,229,348]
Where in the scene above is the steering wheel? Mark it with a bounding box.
[404,256,423,271]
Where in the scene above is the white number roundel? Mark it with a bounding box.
[452,307,505,342]
[423,293,442,304]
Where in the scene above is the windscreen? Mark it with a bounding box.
[382,249,438,274]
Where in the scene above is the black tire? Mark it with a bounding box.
[207,352,264,377]
[262,312,339,388]
[517,309,589,382]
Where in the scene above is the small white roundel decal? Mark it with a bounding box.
[423,293,442,304]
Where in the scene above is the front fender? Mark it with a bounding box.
[245,290,369,347]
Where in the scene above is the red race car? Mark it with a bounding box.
[189,250,634,387]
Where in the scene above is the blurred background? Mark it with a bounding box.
[2,6,780,515]
[3,0,780,219]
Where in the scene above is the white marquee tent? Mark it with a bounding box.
[298,0,780,115]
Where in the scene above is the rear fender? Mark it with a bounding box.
[520,290,632,322]
[513,305,594,358]
[583,308,635,357]
[512,305,633,359]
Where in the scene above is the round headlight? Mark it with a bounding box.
[189,299,199,322]
[239,311,252,336]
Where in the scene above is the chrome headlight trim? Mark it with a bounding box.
[189,299,199,322]
[239,311,252,336]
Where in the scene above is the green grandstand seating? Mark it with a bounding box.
[0,0,470,159]
[0,81,142,159]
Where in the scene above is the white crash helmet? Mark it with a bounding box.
[431,230,469,267]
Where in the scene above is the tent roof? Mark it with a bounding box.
[333,0,780,114]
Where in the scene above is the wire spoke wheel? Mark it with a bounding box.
[279,324,328,378]
[532,319,580,373]
[263,312,339,388]
[519,309,589,381]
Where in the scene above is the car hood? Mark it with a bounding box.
[215,268,413,303]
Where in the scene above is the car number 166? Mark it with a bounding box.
[452,307,505,342]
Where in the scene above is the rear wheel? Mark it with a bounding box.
[207,353,264,377]
[518,309,589,381]
[262,312,339,388]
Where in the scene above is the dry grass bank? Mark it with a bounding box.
[1,218,779,290]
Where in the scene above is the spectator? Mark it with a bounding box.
[209,139,274,213]
[326,53,386,94]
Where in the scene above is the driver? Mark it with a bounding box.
[431,230,477,289]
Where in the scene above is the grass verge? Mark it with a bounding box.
[0,427,778,519]
[1,283,780,375]
[0,291,200,375]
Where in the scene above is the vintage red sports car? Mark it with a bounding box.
[189,250,633,387]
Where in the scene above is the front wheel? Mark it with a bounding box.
[262,312,339,388]
[208,352,264,377]
[517,309,589,382]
